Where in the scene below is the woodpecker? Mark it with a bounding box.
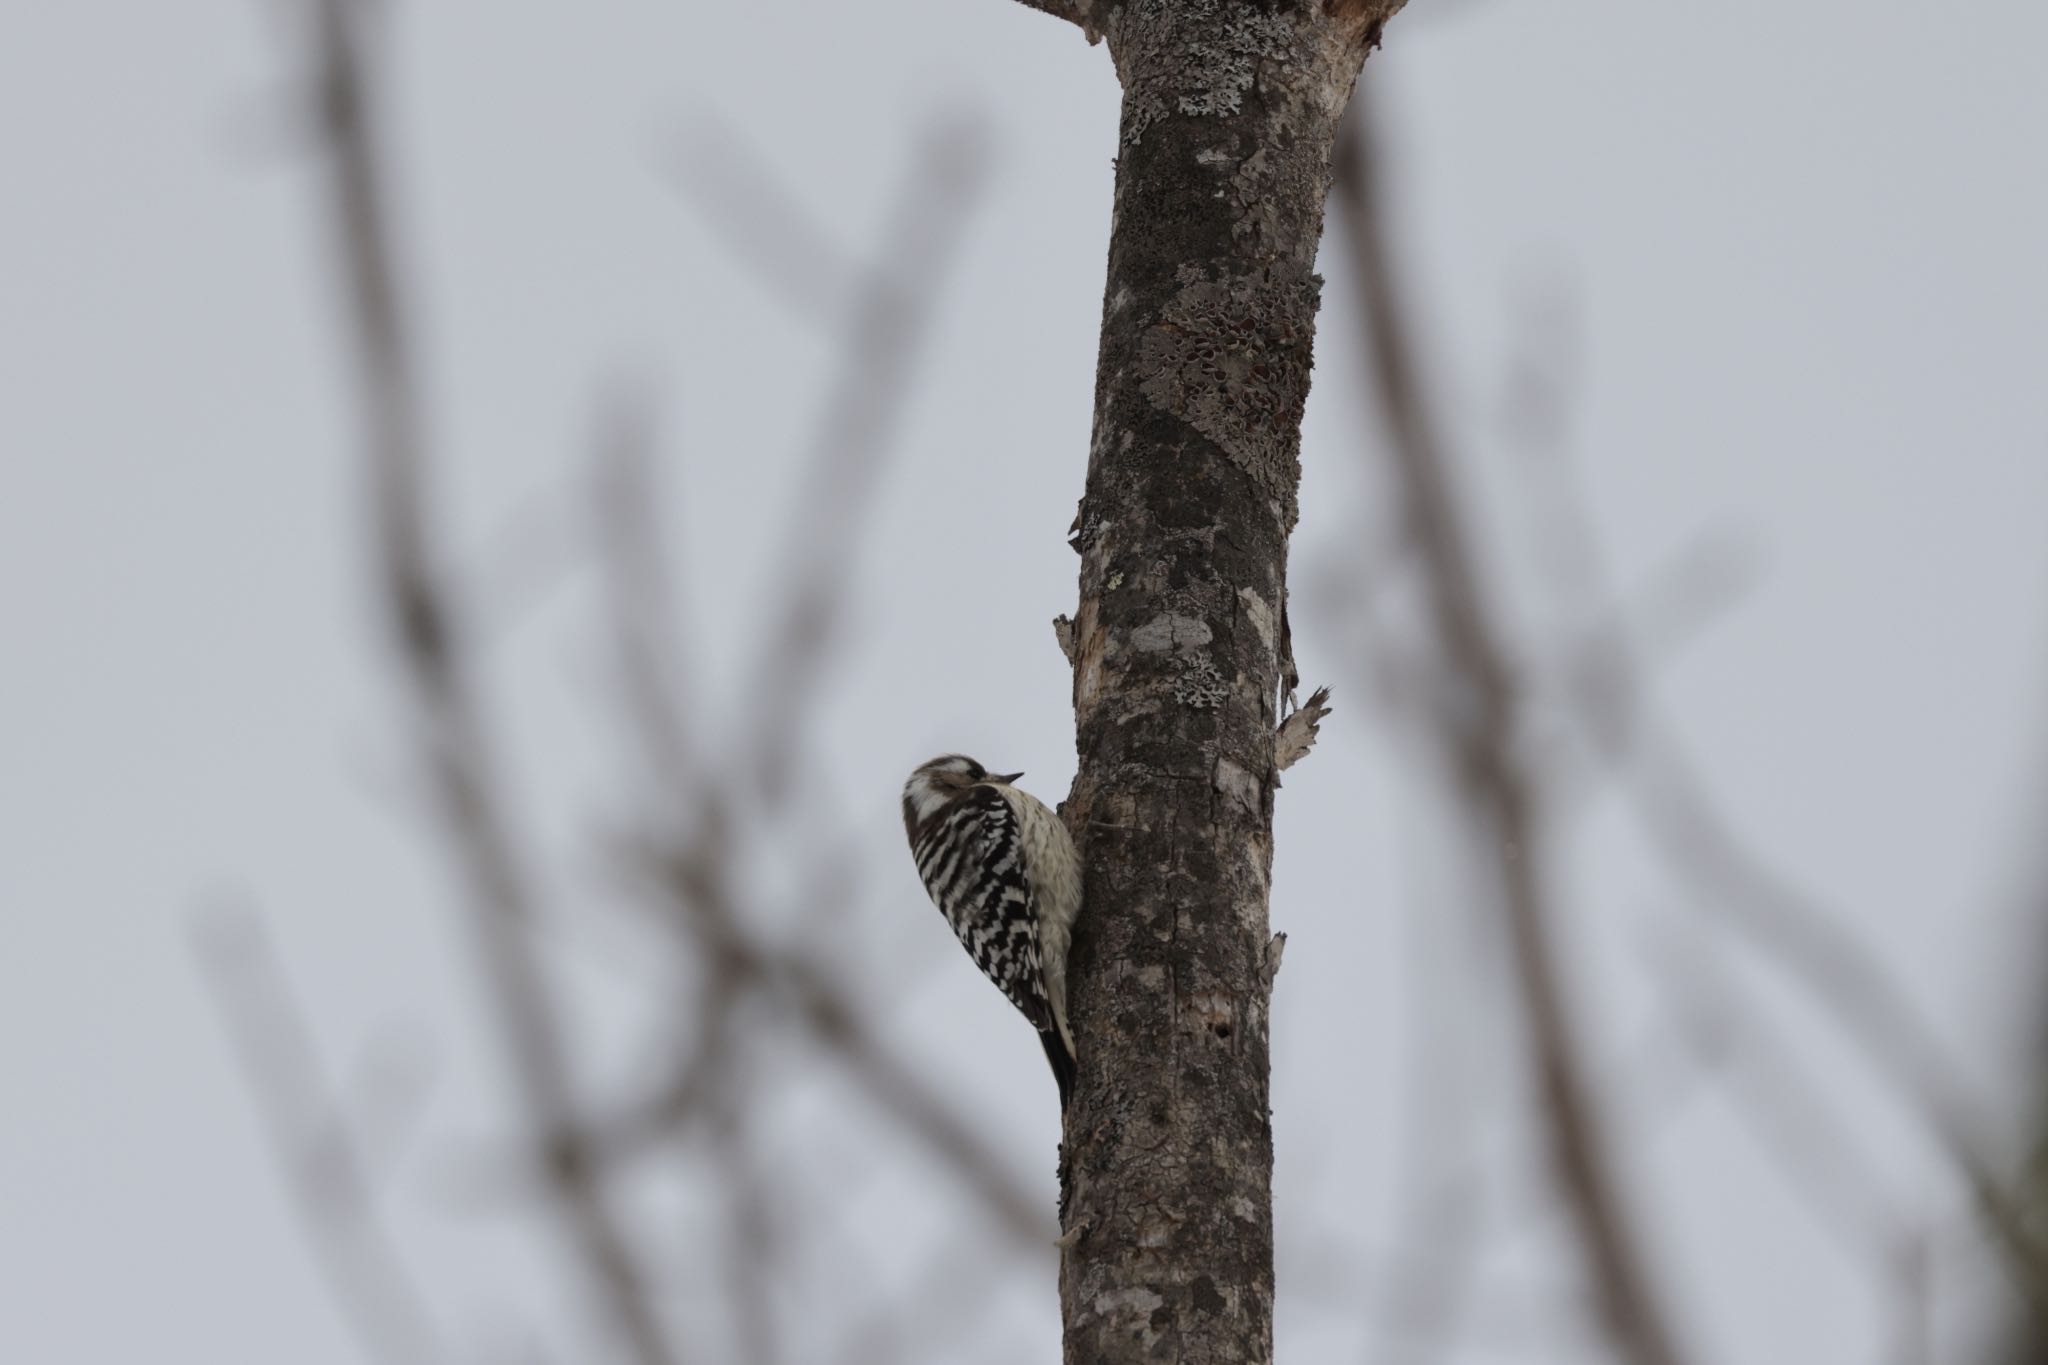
[902,754,1081,1107]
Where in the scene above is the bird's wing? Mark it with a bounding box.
[913,783,1056,1036]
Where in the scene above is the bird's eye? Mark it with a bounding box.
[967,763,986,780]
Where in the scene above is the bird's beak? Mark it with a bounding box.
[996,771,1024,784]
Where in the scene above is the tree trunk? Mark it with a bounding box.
[1051,5,1405,1362]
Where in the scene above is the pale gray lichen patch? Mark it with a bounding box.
[1173,656,1229,709]
[1114,0,1295,147]
[1138,268,1321,529]
[1174,11,1290,118]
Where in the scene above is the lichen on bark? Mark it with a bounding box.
[1112,0,1298,145]
[1137,267,1321,532]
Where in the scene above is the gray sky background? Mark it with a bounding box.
[5,2,2047,1362]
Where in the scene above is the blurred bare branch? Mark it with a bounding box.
[588,124,1044,1245]
[1649,925,1899,1257]
[709,1097,783,1365]
[1893,1227,1934,1365]
[1337,72,2048,1359]
[306,2,681,1360]
[593,389,702,795]
[1986,675,2048,1361]
[1333,90,1695,1365]
[1519,332,2048,1319]
[1624,724,2048,1308]
[297,3,1040,1346]
[192,905,446,1365]
[622,835,1048,1243]
[1358,993,1729,1362]
[663,119,859,328]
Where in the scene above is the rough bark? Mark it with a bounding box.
[1046,4,1405,1362]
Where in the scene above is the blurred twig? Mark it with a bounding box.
[709,1095,783,1365]
[625,834,1048,1243]
[1648,925,1898,1258]
[658,113,990,803]
[592,391,703,802]
[663,119,858,328]
[1333,90,1695,1365]
[1892,1227,1934,1365]
[193,905,446,1365]
[1352,984,1729,1361]
[1993,742,2048,1356]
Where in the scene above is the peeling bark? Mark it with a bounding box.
[1273,686,1333,774]
[1046,4,1406,1362]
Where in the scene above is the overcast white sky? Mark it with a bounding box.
[5,2,2047,1363]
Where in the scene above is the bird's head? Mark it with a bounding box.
[902,754,1023,839]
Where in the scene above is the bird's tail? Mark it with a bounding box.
[1039,1028,1077,1110]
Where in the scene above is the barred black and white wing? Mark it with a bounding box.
[911,784,1050,1029]
[909,784,1076,1104]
